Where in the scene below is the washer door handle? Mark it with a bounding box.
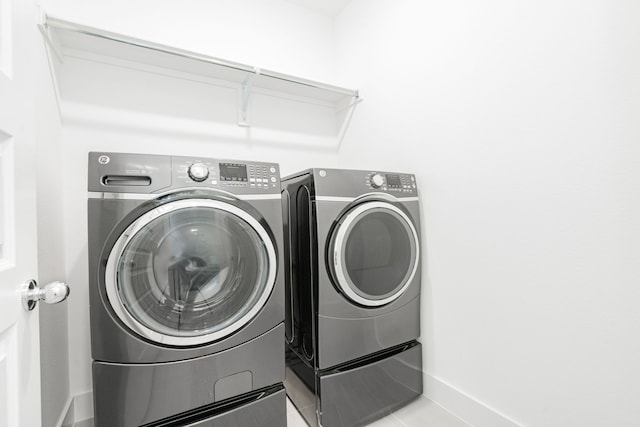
[21,279,70,311]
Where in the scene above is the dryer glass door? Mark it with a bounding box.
[331,201,419,307]
[105,199,277,346]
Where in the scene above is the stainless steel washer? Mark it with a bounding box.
[87,152,286,426]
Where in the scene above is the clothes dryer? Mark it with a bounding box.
[283,168,423,427]
[87,152,286,426]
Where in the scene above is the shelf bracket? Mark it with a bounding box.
[238,68,260,127]
[36,10,64,121]
[37,11,64,64]
[336,94,362,149]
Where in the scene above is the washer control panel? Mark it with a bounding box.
[173,156,280,193]
[365,171,417,194]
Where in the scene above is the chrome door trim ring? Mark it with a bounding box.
[332,201,419,307]
[104,198,277,346]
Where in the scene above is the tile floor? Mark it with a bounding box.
[286,395,470,427]
[74,396,469,426]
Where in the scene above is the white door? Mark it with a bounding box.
[0,0,42,426]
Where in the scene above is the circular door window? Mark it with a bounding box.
[105,199,276,346]
[330,201,419,307]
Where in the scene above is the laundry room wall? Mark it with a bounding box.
[37,0,640,426]
[334,1,640,427]
[38,0,355,423]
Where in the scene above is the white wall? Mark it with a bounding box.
[335,1,640,426]
[40,0,640,426]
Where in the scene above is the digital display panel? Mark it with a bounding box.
[386,174,402,188]
[220,163,248,181]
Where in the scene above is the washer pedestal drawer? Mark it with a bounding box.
[92,323,284,427]
[144,385,286,427]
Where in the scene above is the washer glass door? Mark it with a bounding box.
[105,199,276,346]
[331,201,419,307]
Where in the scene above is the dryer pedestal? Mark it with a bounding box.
[286,341,423,427]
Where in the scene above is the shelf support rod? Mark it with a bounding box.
[238,68,259,127]
[37,12,64,63]
[336,95,362,149]
[35,8,64,121]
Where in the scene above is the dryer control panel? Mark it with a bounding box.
[366,172,416,194]
[311,168,418,198]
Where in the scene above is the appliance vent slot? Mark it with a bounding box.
[102,175,152,186]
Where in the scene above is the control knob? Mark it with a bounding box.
[370,173,385,188]
[188,163,209,182]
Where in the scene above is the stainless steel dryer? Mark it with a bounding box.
[283,168,423,427]
[87,152,286,427]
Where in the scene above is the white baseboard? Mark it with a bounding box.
[423,373,523,427]
[73,391,94,422]
[54,396,73,427]
[58,391,93,426]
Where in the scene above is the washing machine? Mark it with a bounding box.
[87,152,286,427]
[282,168,423,427]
